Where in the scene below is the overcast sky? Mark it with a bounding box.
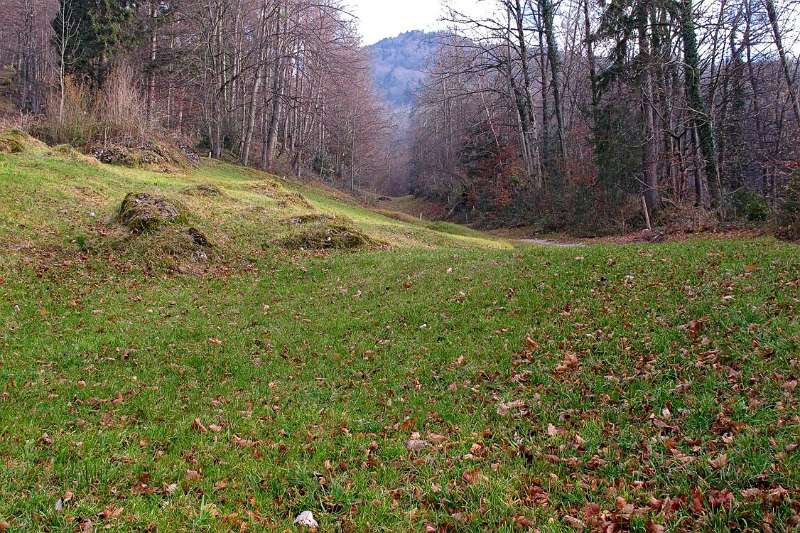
[349,0,484,45]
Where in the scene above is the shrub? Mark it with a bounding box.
[36,76,96,146]
[732,189,770,222]
[37,63,149,148]
[95,64,148,144]
[777,170,800,241]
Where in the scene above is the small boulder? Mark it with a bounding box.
[117,193,180,233]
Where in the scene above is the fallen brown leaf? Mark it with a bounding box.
[563,515,586,528]
[709,489,733,509]
[709,453,728,469]
[99,505,124,519]
[496,399,526,416]
[192,418,208,433]
[462,468,485,485]
[555,352,579,373]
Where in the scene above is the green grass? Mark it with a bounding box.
[0,144,798,531]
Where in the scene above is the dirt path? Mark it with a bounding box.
[516,238,586,248]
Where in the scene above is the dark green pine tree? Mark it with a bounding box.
[52,0,135,86]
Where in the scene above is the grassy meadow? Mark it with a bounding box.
[0,137,798,531]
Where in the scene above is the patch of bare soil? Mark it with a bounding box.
[586,227,768,245]
[517,239,585,248]
[509,226,769,247]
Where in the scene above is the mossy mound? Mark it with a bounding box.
[112,225,214,268]
[0,129,46,154]
[282,213,351,226]
[92,140,194,171]
[183,184,224,197]
[113,193,212,266]
[51,144,101,165]
[117,193,182,233]
[278,192,313,210]
[250,182,313,209]
[279,222,376,251]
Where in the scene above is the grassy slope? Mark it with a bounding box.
[0,143,798,531]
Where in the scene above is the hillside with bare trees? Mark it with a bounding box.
[405,0,800,238]
[1,0,393,191]
[3,0,798,239]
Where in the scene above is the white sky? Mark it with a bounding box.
[349,0,484,45]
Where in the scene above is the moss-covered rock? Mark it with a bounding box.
[117,193,181,233]
[187,227,212,248]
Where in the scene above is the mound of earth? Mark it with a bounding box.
[117,193,182,233]
[250,182,313,209]
[92,140,195,171]
[113,193,213,266]
[183,184,224,197]
[282,213,350,226]
[0,129,46,154]
[279,222,376,250]
[51,144,100,165]
[115,225,214,268]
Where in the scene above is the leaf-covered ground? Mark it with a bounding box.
[0,145,798,531]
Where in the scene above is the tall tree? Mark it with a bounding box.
[762,0,800,124]
[53,0,135,85]
[680,0,721,207]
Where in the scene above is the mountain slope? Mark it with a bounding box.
[367,30,441,112]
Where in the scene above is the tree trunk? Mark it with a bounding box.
[763,0,800,124]
[638,1,660,212]
[146,1,157,122]
[539,0,565,159]
[264,1,286,170]
[680,0,721,208]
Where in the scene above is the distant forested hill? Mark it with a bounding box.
[367,31,441,112]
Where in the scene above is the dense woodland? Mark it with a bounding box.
[1,0,800,236]
[0,0,392,186]
[410,0,800,233]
